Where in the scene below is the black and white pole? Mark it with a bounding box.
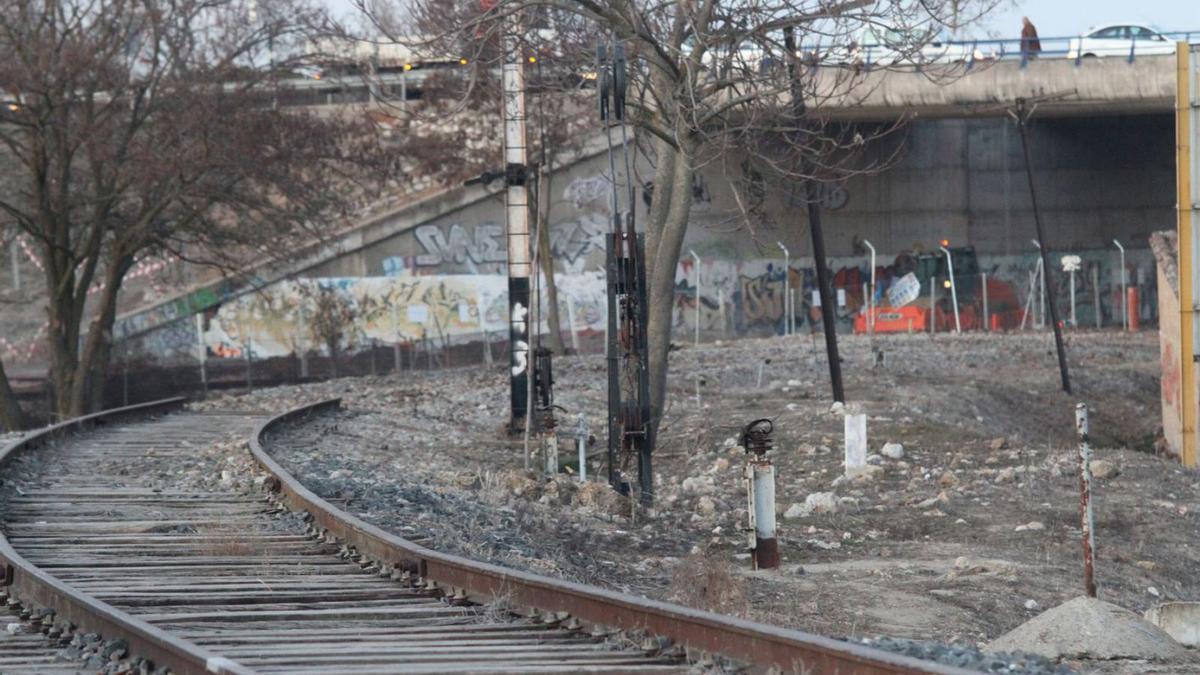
[502,21,532,432]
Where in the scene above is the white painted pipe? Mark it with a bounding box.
[1113,239,1127,330]
[777,242,790,336]
[862,239,876,334]
[940,246,961,334]
[751,462,776,566]
[689,250,701,347]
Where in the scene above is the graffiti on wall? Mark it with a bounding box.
[549,214,606,267]
[119,249,1157,365]
[202,273,611,359]
[414,223,507,267]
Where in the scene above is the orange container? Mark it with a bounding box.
[1127,287,1140,330]
[854,306,929,334]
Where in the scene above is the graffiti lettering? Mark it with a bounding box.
[415,223,506,267]
[550,215,606,265]
[563,175,612,211]
[740,275,785,324]
[511,300,529,376]
[512,339,530,376]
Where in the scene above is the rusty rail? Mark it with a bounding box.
[250,398,974,675]
[0,398,253,675]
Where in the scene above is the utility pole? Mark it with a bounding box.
[502,18,532,432]
[599,39,653,504]
[1014,98,1071,394]
[785,27,843,403]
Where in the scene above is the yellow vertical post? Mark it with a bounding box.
[1179,41,1197,467]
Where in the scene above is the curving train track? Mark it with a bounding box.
[0,399,970,674]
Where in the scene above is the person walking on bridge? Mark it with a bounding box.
[1021,16,1042,58]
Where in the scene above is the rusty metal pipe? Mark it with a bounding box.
[1076,402,1097,597]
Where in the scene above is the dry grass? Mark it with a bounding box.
[666,549,749,617]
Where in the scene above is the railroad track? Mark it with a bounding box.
[0,399,971,674]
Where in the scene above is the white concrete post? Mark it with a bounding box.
[1113,239,1127,330]
[777,242,790,336]
[689,250,701,347]
[940,246,961,333]
[543,432,559,475]
[844,412,867,477]
[1092,266,1102,329]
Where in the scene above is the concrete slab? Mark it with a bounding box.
[1145,602,1200,647]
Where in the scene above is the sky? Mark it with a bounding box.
[976,0,1199,38]
[322,0,1200,40]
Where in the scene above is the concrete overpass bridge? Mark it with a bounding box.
[821,54,1177,120]
[286,52,1179,120]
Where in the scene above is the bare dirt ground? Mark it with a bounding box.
[194,330,1199,670]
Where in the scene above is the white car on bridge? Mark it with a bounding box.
[1066,24,1176,59]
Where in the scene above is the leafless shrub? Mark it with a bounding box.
[667,548,749,617]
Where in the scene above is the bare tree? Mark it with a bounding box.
[0,0,386,425]
[358,0,999,429]
[304,284,360,377]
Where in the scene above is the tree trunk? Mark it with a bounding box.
[645,145,695,433]
[643,134,677,269]
[86,333,115,413]
[536,166,566,354]
[68,261,127,416]
[46,300,81,417]
[0,359,26,431]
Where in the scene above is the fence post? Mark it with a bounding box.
[982,272,989,331]
[194,313,208,395]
